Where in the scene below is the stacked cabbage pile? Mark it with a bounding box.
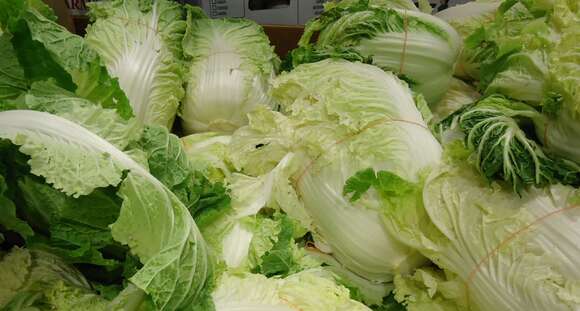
[0,0,578,310]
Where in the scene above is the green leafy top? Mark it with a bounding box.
[281,45,372,72]
[0,0,132,118]
[437,94,580,192]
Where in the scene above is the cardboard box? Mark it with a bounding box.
[65,0,99,16]
[197,0,244,18]
[298,0,327,25]
[447,0,472,7]
[244,0,298,25]
[263,24,303,56]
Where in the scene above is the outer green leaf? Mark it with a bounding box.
[7,83,142,150]
[1,0,132,118]
[136,125,196,209]
[255,215,296,277]
[343,168,377,202]
[112,172,211,310]
[0,110,212,310]
[0,33,27,99]
[17,175,122,269]
[22,8,132,118]
[0,111,129,197]
[138,126,233,221]
[0,175,33,238]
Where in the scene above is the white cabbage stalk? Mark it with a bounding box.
[181,17,279,134]
[298,151,427,282]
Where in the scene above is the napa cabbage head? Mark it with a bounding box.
[298,0,461,104]
[228,59,441,286]
[393,159,580,310]
[86,0,187,128]
[181,14,280,134]
[345,145,580,310]
[459,0,578,106]
[0,102,213,310]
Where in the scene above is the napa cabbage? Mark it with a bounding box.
[397,161,580,310]
[227,59,441,288]
[181,14,280,134]
[0,103,212,310]
[435,0,580,189]
[86,0,187,128]
[343,146,580,310]
[298,0,461,104]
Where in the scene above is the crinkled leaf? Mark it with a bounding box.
[255,215,296,277]
[112,173,211,310]
[0,33,27,99]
